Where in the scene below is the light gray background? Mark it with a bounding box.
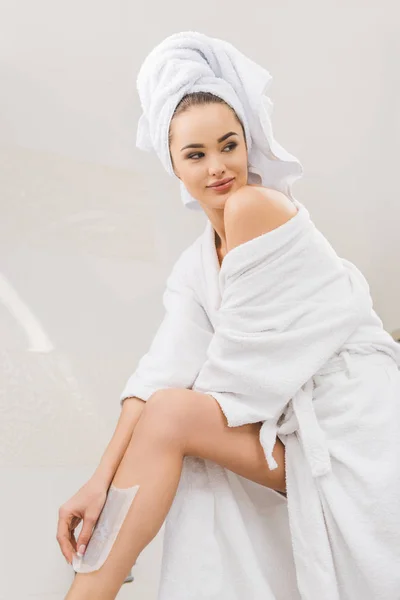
[0,1,399,598]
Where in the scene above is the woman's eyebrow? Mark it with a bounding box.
[180,131,238,151]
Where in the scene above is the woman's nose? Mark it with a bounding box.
[209,163,226,176]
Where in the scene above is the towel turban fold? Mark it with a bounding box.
[135,30,304,211]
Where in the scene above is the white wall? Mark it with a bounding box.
[1,1,399,598]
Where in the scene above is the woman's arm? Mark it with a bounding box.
[90,397,145,487]
[91,250,212,489]
[98,248,211,489]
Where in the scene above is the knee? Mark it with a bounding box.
[139,389,193,447]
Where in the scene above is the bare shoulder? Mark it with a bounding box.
[225,184,297,215]
[224,185,298,251]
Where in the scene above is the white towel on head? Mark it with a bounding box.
[135,30,304,211]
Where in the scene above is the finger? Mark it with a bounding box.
[57,512,77,564]
[69,515,80,554]
[70,532,77,554]
[76,518,96,557]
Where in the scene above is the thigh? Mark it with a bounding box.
[144,388,286,493]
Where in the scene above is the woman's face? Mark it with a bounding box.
[169,102,249,209]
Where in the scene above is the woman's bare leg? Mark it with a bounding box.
[65,388,286,600]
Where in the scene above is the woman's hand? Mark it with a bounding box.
[56,477,109,565]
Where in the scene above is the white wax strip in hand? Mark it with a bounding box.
[72,483,140,573]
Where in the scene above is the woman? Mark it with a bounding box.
[57,33,400,600]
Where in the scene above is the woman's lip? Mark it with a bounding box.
[208,178,235,190]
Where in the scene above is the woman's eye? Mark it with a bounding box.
[187,142,237,160]
[224,142,237,152]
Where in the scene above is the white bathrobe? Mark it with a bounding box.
[120,199,400,600]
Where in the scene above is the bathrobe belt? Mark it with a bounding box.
[259,350,354,479]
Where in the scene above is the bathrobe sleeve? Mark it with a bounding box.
[191,205,368,470]
[119,249,213,406]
